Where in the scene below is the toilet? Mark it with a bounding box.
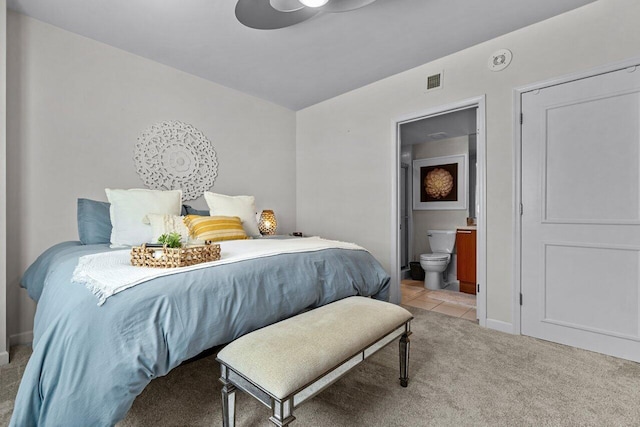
[419,230,456,290]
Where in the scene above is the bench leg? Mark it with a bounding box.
[269,398,295,427]
[221,381,236,427]
[399,332,410,387]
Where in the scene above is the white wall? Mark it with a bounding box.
[296,0,640,326]
[6,13,297,340]
[411,135,469,258]
[0,0,7,365]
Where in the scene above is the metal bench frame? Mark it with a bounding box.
[218,320,412,427]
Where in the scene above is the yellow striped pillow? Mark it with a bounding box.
[183,215,249,242]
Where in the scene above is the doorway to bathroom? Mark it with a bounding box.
[392,97,486,326]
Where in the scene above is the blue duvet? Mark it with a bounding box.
[10,241,390,426]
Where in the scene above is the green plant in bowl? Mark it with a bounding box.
[158,232,183,248]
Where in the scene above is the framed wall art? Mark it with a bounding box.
[413,154,467,210]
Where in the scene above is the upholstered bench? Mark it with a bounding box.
[216,296,413,427]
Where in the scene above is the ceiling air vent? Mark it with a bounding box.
[428,132,448,140]
[426,72,443,92]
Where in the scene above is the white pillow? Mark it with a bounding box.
[204,192,260,237]
[105,189,182,247]
[144,213,191,243]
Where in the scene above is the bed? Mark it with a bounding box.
[9,238,390,426]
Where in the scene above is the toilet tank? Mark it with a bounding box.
[427,230,456,254]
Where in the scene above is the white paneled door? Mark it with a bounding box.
[521,65,640,362]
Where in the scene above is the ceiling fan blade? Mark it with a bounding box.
[319,0,377,13]
[236,0,318,30]
[270,0,305,12]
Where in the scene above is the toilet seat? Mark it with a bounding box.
[420,253,450,262]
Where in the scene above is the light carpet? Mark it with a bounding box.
[2,306,640,426]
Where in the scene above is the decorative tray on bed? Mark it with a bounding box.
[130,242,221,268]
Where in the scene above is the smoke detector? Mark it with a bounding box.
[488,49,512,72]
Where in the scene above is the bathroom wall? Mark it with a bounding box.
[469,134,477,219]
[412,135,470,258]
[400,144,412,165]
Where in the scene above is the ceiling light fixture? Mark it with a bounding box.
[299,0,329,7]
[236,0,378,30]
[270,0,305,12]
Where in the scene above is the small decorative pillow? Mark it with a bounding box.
[204,192,260,237]
[183,215,249,242]
[145,213,190,243]
[181,204,210,216]
[106,188,182,247]
[77,198,112,245]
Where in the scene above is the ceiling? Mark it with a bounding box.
[8,0,596,111]
[400,108,477,146]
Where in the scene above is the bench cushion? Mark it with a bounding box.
[217,296,412,399]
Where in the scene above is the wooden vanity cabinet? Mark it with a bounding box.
[456,229,476,295]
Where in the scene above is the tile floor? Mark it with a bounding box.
[401,279,477,322]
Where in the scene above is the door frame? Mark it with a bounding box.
[513,56,640,335]
[391,95,487,326]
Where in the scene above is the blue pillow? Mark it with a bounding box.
[181,204,210,216]
[77,198,112,245]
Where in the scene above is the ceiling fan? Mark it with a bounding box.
[236,0,378,30]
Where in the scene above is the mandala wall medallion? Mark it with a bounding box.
[134,121,218,201]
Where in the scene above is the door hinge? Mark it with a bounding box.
[519,203,523,215]
[520,113,523,125]
[519,293,523,306]
[476,283,480,293]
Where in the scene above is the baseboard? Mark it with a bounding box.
[0,350,8,366]
[10,330,33,347]
[486,319,515,334]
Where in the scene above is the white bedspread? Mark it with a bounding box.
[72,237,364,305]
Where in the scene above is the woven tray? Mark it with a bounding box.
[131,242,221,268]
